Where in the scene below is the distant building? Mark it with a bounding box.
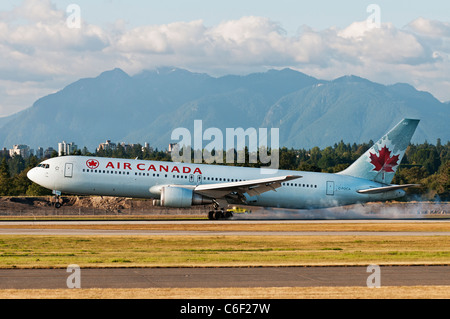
[97,140,117,152]
[9,144,32,158]
[119,142,132,152]
[44,147,56,158]
[168,143,177,152]
[35,147,44,159]
[142,142,153,152]
[58,141,77,156]
[0,148,8,157]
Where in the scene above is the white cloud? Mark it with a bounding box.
[407,17,450,37]
[115,20,207,54]
[1,1,450,117]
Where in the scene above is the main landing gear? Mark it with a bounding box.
[208,210,233,220]
[208,201,234,220]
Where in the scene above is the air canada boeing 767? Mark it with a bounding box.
[27,118,419,219]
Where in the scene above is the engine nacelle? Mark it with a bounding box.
[153,186,212,208]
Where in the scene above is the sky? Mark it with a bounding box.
[0,0,450,117]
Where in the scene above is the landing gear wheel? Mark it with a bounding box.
[208,210,233,220]
[213,211,224,220]
[52,190,62,209]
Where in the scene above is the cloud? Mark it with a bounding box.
[115,20,207,54]
[407,17,450,37]
[0,1,450,117]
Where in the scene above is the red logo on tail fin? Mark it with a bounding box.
[369,146,399,173]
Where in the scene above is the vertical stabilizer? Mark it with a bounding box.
[338,118,419,184]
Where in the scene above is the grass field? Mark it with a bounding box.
[0,234,448,268]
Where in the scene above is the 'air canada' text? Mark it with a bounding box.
[100,161,203,174]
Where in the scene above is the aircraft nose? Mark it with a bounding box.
[27,168,39,184]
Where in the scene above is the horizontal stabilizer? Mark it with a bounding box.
[357,184,420,194]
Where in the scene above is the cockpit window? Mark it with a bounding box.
[37,164,50,169]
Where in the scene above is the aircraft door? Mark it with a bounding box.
[197,175,202,185]
[189,174,195,183]
[64,163,73,178]
[326,181,334,195]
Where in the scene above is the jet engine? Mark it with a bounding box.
[152,186,213,208]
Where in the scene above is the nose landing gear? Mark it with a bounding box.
[52,190,63,209]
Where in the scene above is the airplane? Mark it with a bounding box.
[27,118,420,219]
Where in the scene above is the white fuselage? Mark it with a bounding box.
[27,155,405,209]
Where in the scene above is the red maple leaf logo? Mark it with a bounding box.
[86,159,99,169]
[369,146,399,173]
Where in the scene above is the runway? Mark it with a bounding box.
[1,266,449,289]
[0,219,448,236]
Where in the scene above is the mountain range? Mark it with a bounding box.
[0,67,448,152]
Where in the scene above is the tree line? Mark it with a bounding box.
[0,139,448,200]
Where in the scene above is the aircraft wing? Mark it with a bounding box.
[357,184,420,194]
[194,175,302,199]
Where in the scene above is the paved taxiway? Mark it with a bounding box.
[1,266,449,289]
[0,219,448,236]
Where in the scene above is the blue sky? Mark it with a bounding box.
[2,0,449,31]
[0,0,449,117]
[59,0,450,30]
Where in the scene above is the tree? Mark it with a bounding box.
[26,182,52,196]
[11,169,32,196]
[0,158,11,196]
